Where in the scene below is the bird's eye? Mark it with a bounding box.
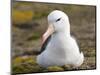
[56,18,61,22]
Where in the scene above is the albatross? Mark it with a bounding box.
[37,10,84,68]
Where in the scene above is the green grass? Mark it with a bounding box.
[12,52,96,74]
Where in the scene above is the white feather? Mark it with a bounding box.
[37,10,84,67]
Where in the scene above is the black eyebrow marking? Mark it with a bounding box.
[56,18,61,22]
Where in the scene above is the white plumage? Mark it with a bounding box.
[37,10,84,68]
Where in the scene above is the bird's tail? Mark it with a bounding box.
[75,52,84,67]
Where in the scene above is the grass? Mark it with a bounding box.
[12,9,33,25]
[12,51,96,74]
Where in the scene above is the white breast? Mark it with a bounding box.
[37,33,83,67]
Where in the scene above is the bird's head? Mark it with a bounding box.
[42,10,70,44]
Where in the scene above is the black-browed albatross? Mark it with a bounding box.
[37,10,84,68]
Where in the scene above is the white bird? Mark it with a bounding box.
[37,10,84,68]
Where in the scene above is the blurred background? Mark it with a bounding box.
[12,1,96,74]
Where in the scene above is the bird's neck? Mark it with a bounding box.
[63,27,70,36]
[58,26,70,37]
[53,29,70,38]
[59,31,70,37]
[60,21,70,36]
